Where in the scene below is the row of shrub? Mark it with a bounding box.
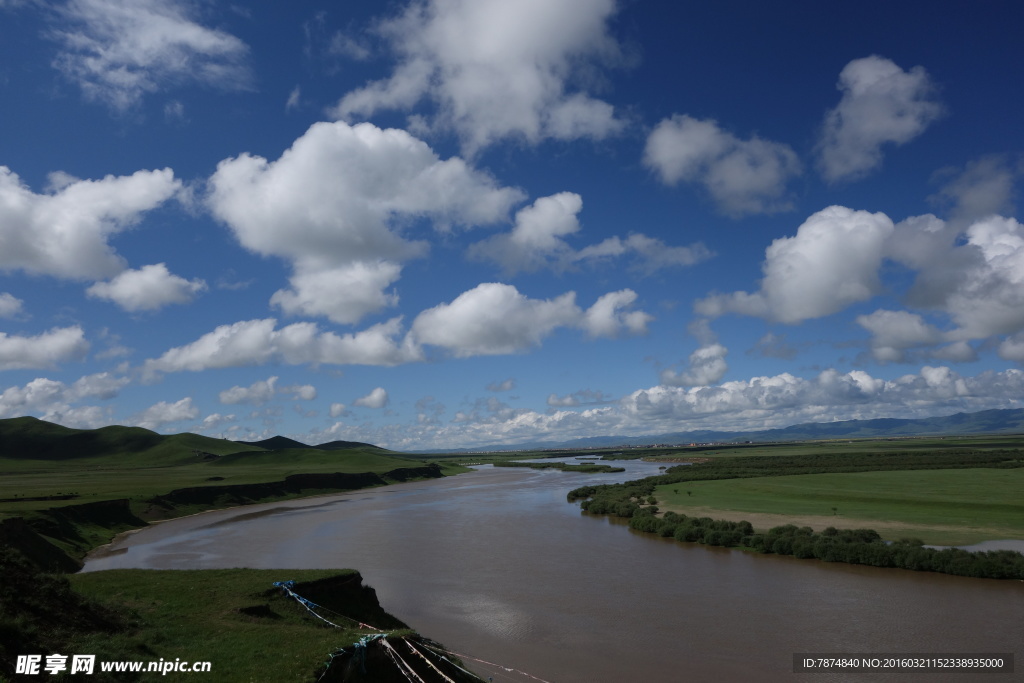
[626,509,1024,579]
[567,448,1024,502]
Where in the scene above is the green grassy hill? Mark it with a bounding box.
[0,416,262,469]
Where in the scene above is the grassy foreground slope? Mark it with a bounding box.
[2,544,482,683]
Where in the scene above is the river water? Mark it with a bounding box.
[83,462,1022,682]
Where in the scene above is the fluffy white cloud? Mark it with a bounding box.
[269,261,402,325]
[644,115,801,216]
[469,192,711,275]
[0,326,89,371]
[329,402,349,418]
[86,263,206,311]
[219,376,279,405]
[144,317,422,377]
[0,166,181,280]
[700,198,1024,363]
[199,413,236,430]
[581,289,653,338]
[887,214,1024,342]
[410,283,650,357]
[698,206,894,323]
[282,384,317,401]
[131,396,199,431]
[0,372,128,424]
[0,378,68,417]
[354,387,389,409]
[942,216,1024,339]
[207,120,523,324]
[620,366,1024,435]
[298,366,1024,451]
[0,293,23,318]
[412,283,578,356]
[468,192,582,273]
[856,310,942,362]
[51,0,251,110]
[659,343,729,387]
[331,0,626,153]
[817,55,943,183]
[42,405,114,430]
[70,371,130,400]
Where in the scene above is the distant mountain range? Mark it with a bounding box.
[234,435,382,451]
[421,408,1024,452]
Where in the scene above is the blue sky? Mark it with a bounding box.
[2,0,1024,450]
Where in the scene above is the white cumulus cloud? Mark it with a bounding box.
[644,114,801,216]
[143,317,422,377]
[0,293,23,318]
[816,55,943,183]
[856,310,943,363]
[410,283,651,357]
[219,376,279,405]
[0,326,89,371]
[131,396,199,431]
[86,263,206,311]
[581,289,653,338]
[0,371,128,425]
[620,366,1024,435]
[659,343,729,387]
[697,206,894,323]
[207,120,523,324]
[0,166,181,280]
[331,0,626,153]
[354,387,389,409]
[281,384,317,401]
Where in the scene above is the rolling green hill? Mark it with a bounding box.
[0,416,261,469]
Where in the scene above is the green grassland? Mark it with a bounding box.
[64,568,407,682]
[0,552,424,683]
[632,434,1024,460]
[654,468,1024,544]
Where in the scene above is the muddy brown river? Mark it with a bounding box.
[83,462,1022,682]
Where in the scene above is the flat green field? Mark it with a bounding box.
[654,468,1024,545]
